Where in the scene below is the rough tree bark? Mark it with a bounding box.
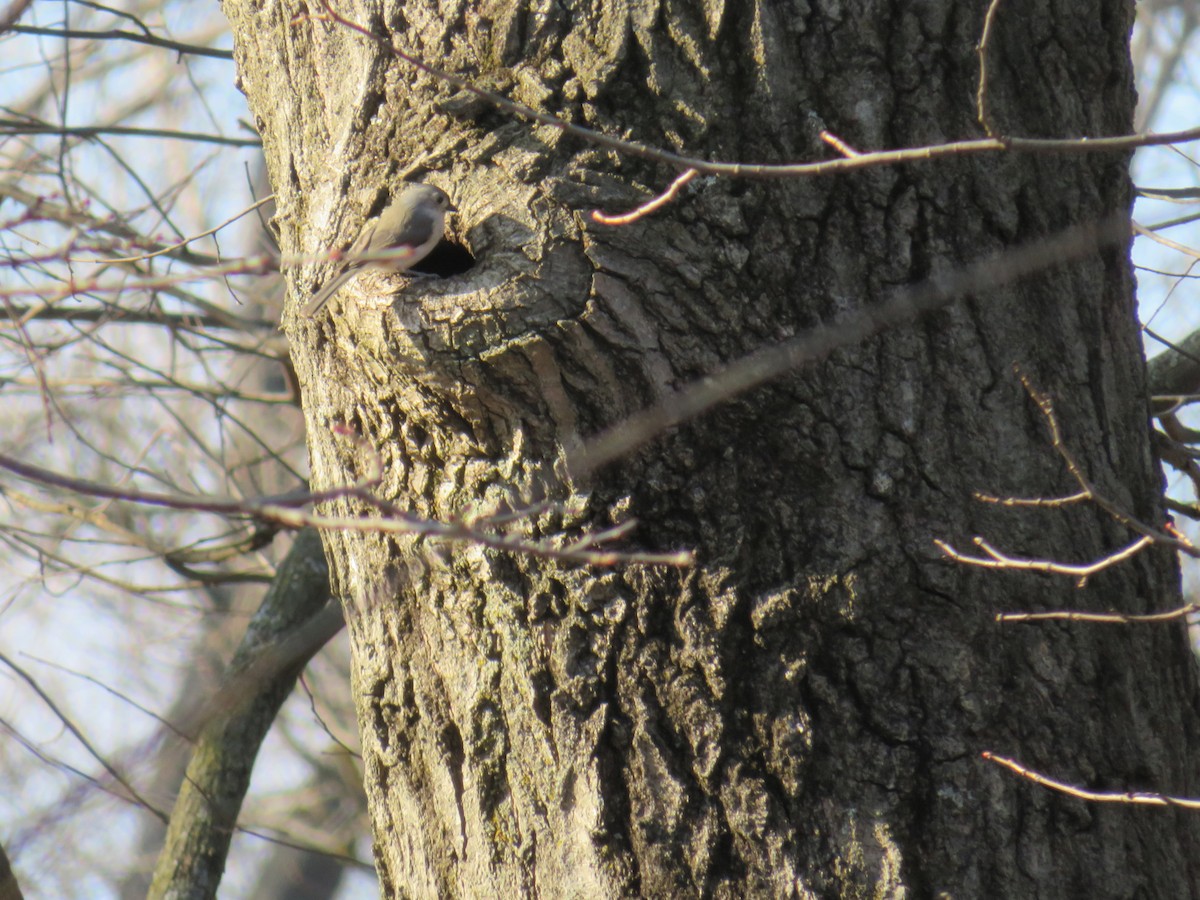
[223,0,1200,895]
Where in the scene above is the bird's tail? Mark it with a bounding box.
[301,267,357,317]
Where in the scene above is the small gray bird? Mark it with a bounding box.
[302,183,456,317]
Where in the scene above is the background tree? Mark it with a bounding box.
[5,0,1200,897]
[0,4,369,897]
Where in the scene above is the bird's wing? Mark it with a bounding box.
[389,205,439,250]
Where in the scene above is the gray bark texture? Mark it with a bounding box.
[223,0,1200,896]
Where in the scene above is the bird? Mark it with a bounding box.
[301,183,456,317]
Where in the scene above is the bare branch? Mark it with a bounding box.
[976,0,1005,137]
[0,651,168,823]
[591,169,699,226]
[983,752,1200,809]
[0,450,694,567]
[934,535,1153,587]
[0,0,33,34]
[996,603,1200,624]
[8,24,234,60]
[0,120,259,148]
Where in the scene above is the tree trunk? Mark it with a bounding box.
[224,0,1200,895]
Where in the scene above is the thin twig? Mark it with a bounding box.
[983,752,1200,809]
[934,535,1153,587]
[996,603,1200,624]
[591,169,698,225]
[976,0,1005,137]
